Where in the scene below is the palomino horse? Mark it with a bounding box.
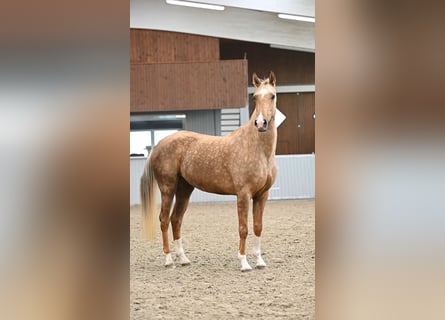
[140,71,278,271]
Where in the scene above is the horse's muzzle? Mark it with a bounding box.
[255,116,268,132]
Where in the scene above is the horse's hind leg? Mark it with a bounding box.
[159,190,175,267]
[170,177,194,265]
[252,191,269,269]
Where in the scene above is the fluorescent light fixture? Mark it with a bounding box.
[270,44,315,53]
[278,13,315,23]
[166,0,225,11]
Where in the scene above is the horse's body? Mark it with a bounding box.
[140,71,278,271]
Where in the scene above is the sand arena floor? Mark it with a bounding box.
[130,199,314,319]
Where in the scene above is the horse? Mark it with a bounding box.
[140,71,278,271]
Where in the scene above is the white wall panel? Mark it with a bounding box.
[130,157,146,206]
[131,154,314,205]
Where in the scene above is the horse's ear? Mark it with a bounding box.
[268,71,276,86]
[252,73,262,87]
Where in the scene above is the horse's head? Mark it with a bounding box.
[252,71,277,132]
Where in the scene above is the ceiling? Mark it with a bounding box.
[130,0,315,52]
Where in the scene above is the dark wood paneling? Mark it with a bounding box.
[131,29,219,64]
[220,39,314,85]
[276,94,299,154]
[131,60,247,112]
[297,92,315,154]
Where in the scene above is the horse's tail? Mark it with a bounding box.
[140,150,157,240]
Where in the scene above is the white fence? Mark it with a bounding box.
[130,154,314,205]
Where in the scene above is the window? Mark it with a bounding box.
[130,113,185,157]
[130,129,179,157]
[130,131,152,157]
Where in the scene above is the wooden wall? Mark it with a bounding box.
[131,60,248,111]
[131,29,219,64]
[220,39,314,85]
[276,93,315,154]
[130,29,247,112]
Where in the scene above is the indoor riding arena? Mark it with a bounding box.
[130,1,315,319]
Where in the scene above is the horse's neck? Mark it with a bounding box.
[240,120,277,159]
[258,126,277,159]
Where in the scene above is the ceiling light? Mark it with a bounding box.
[166,0,225,11]
[270,44,315,53]
[277,13,315,23]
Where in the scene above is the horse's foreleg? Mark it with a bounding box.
[160,192,174,267]
[237,193,252,272]
[171,178,194,266]
[252,191,269,269]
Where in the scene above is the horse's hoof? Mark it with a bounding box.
[241,266,253,272]
[178,254,191,266]
[164,252,174,267]
[238,253,252,272]
[255,256,267,269]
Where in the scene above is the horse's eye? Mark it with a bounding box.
[271,94,275,100]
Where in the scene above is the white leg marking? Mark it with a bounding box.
[238,252,252,272]
[252,236,267,269]
[164,252,174,267]
[174,238,191,265]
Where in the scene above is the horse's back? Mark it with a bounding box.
[150,131,202,178]
[151,130,222,171]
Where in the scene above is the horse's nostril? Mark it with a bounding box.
[263,119,268,128]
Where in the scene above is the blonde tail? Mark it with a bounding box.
[140,151,157,239]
